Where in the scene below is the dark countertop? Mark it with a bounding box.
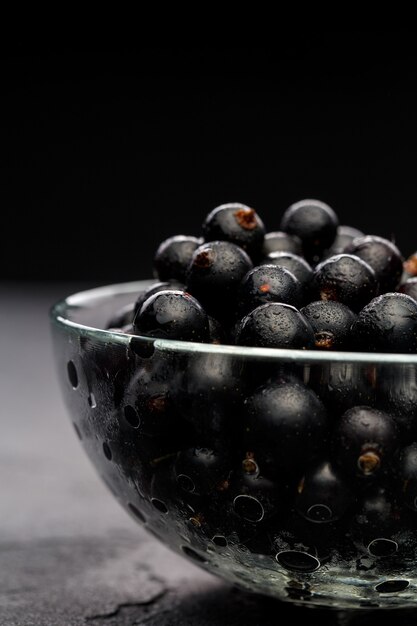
[1,282,416,626]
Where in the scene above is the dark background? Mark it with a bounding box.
[2,35,416,283]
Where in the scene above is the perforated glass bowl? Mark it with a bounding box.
[50,280,417,610]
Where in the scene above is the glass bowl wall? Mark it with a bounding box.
[50,280,417,609]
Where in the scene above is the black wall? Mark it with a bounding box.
[2,36,417,282]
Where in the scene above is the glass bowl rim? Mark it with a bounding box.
[50,279,417,365]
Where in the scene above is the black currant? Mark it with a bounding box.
[235,302,315,349]
[243,376,328,475]
[133,290,210,342]
[301,300,357,350]
[263,251,313,304]
[172,352,244,444]
[375,364,417,443]
[309,362,376,417]
[202,203,265,258]
[154,235,202,282]
[237,264,302,317]
[332,406,400,480]
[134,280,185,317]
[353,292,417,353]
[280,199,339,262]
[345,235,404,293]
[312,254,377,313]
[186,240,253,321]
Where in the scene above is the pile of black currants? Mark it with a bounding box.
[106,200,417,569]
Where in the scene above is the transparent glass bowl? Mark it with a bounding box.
[50,280,417,610]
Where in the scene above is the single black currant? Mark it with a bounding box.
[332,406,400,480]
[235,302,315,349]
[263,251,313,303]
[154,235,202,282]
[301,300,357,350]
[280,199,339,261]
[173,352,244,444]
[202,203,265,258]
[375,364,417,443]
[133,290,210,342]
[243,376,328,475]
[237,264,302,317]
[345,235,404,293]
[134,280,185,317]
[353,292,417,353]
[309,362,376,417]
[312,254,377,313]
[186,240,253,321]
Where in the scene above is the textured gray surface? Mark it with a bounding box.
[1,282,416,625]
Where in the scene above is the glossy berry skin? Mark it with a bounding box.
[295,461,354,523]
[243,376,328,475]
[186,240,253,321]
[326,225,364,257]
[264,251,313,304]
[399,277,417,302]
[332,406,400,480]
[237,264,303,317]
[345,235,404,293]
[173,352,244,444]
[133,290,210,342]
[236,303,315,350]
[280,199,339,262]
[134,280,185,316]
[353,293,417,353]
[154,235,202,282]
[376,364,417,443]
[395,443,417,511]
[264,251,313,284]
[309,362,376,418]
[301,300,357,350]
[262,231,303,257]
[202,203,265,259]
[312,254,377,313]
[174,447,231,496]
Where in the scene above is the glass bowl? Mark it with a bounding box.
[50,280,417,610]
